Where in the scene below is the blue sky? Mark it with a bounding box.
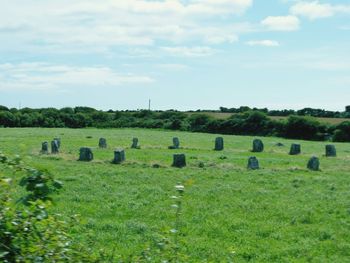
[0,0,349,111]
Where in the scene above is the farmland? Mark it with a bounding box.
[1,128,350,262]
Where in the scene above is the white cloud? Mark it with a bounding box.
[161,46,218,57]
[246,40,280,47]
[290,1,350,20]
[0,63,154,91]
[261,15,300,31]
[0,0,253,53]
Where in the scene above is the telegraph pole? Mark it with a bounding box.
[148,99,151,111]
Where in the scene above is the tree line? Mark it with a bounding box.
[219,105,350,118]
[0,105,349,142]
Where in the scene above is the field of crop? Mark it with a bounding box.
[1,128,350,262]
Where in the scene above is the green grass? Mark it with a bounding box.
[1,128,350,262]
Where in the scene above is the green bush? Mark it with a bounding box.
[0,153,98,262]
[333,121,350,142]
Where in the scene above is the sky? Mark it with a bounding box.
[0,0,349,111]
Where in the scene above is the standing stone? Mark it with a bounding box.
[53,138,61,149]
[247,156,259,170]
[252,139,264,152]
[289,144,301,155]
[51,140,59,154]
[131,138,140,149]
[41,142,49,154]
[99,138,107,148]
[214,137,224,151]
[172,154,186,168]
[113,149,126,164]
[79,147,93,162]
[168,137,180,149]
[307,156,320,171]
[325,145,336,157]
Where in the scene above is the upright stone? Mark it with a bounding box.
[99,138,107,148]
[168,137,180,149]
[307,156,320,171]
[51,140,59,154]
[252,139,264,152]
[289,144,301,155]
[172,154,186,168]
[41,142,49,154]
[53,138,61,149]
[79,147,93,161]
[131,138,140,149]
[214,137,224,151]
[325,145,336,157]
[247,156,259,170]
[113,149,126,164]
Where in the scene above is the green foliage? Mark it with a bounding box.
[0,153,98,262]
[333,121,350,142]
[1,105,350,142]
[283,115,326,140]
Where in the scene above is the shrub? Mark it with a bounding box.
[0,153,98,262]
[333,121,350,142]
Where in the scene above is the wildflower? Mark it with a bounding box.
[175,185,184,193]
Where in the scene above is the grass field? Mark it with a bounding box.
[1,128,350,262]
[186,112,349,125]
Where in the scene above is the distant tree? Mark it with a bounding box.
[0,105,9,111]
[283,116,321,140]
[0,111,17,127]
[333,121,350,142]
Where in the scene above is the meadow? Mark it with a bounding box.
[1,128,350,262]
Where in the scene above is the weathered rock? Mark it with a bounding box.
[214,137,224,151]
[325,145,336,157]
[113,149,125,164]
[247,156,259,170]
[289,144,301,155]
[252,139,264,152]
[51,140,59,154]
[131,138,140,149]
[168,137,180,149]
[41,142,49,154]
[79,147,93,162]
[53,138,61,149]
[307,156,320,171]
[172,154,186,168]
[99,138,107,148]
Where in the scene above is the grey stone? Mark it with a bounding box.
[289,144,301,155]
[99,138,107,148]
[252,139,264,152]
[41,142,49,154]
[113,149,126,164]
[247,156,259,170]
[214,137,224,151]
[53,138,61,149]
[79,147,93,162]
[168,137,180,149]
[325,145,336,157]
[172,154,186,168]
[51,140,59,154]
[131,138,140,149]
[307,156,320,171]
